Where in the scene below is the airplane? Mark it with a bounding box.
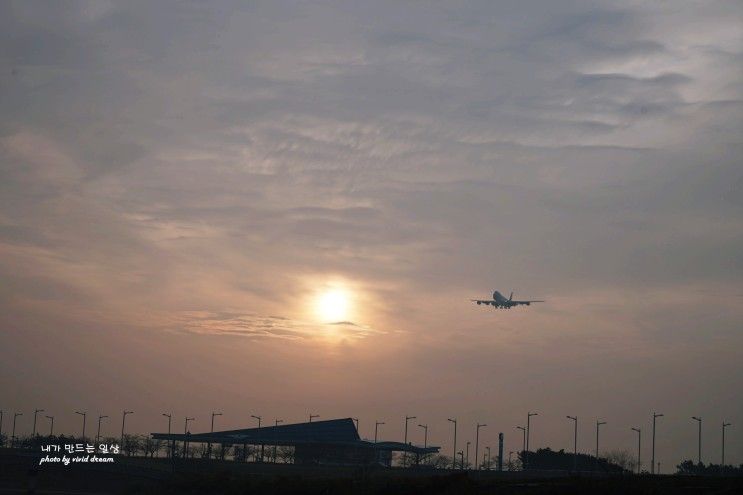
[471,290,544,309]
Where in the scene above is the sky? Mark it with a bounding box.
[1,0,741,470]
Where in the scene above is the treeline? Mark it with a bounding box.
[519,448,628,472]
[677,460,743,476]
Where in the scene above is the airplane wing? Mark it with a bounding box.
[470,299,495,305]
[511,300,544,306]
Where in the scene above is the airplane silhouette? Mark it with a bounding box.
[471,290,544,309]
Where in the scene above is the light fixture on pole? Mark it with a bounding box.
[120,410,133,451]
[374,421,385,443]
[418,424,428,448]
[691,416,702,465]
[12,412,22,448]
[208,412,223,459]
[75,411,86,440]
[162,413,172,458]
[631,427,641,474]
[567,416,578,472]
[96,415,108,445]
[721,422,731,473]
[183,417,194,458]
[273,418,283,462]
[526,412,538,469]
[595,421,606,471]
[32,409,44,437]
[651,412,663,475]
[447,418,457,470]
[475,423,487,470]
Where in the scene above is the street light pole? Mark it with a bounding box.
[208,412,222,459]
[652,413,663,474]
[32,409,44,437]
[721,422,731,473]
[273,419,283,462]
[374,421,384,443]
[526,412,537,469]
[631,427,641,474]
[418,424,428,448]
[12,412,22,448]
[691,416,702,465]
[120,411,133,452]
[516,425,526,467]
[596,421,606,471]
[567,416,578,472]
[309,414,319,423]
[252,415,262,462]
[184,417,194,458]
[475,423,486,470]
[75,411,86,440]
[404,415,416,445]
[96,415,108,445]
[162,414,172,458]
[46,415,54,436]
[447,418,457,469]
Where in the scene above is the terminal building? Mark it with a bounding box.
[151,417,439,466]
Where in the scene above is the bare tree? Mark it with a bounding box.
[605,449,636,472]
[121,434,142,457]
[277,446,295,464]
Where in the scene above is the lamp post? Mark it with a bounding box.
[46,415,54,436]
[652,413,663,474]
[567,416,578,471]
[447,418,457,469]
[309,414,319,423]
[691,416,702,465]
[374,421,384,443]
[12,412,22,448]
[404,415,416,445]
[32,409,44,437]
[526,412,537,469]
[595,421,606,471]
[96,415,108,445]
[721,422,731,473]
[208,412,222,459]
[273,419,283,462]
[418,424,428,448]
[120,410,133,452]
[252,415,262,462]
[75,411,86,440]
[183,417,194,458]
[475,423,486,470]
[516,426,526,470]
[162,414,172,458]
[631,427,641,474]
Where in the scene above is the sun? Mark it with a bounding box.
[315,288,350,322]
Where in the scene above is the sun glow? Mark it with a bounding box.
[315,288,351,322]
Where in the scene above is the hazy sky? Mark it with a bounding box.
[1,1,741,469]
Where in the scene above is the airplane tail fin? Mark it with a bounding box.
[509,291,513,301]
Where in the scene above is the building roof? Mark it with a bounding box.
[152,417,438,455]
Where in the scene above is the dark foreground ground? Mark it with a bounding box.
[1,450,741,494]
